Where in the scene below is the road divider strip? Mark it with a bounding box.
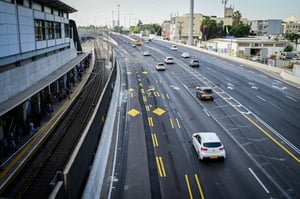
[194,174,205,199]
[185,175,193,199]
[145,105,150,112]
[156,156,166,177]
[148,117,154,127]
[170,118,174,128]
[143,96,147,102]
[176,118,181,128]
[151,134,159,147]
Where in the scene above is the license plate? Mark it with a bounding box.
[210,156,218,159]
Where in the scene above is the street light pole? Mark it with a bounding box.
[188,0,194,45]
[112,11,114,28]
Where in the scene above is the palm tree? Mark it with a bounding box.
[232,11,242,26]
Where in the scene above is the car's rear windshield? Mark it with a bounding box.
[203,89,212,94]
[203,142,222,148]
[193,60,199,63]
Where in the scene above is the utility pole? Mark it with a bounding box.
[188,0,194,45]
[112,11,114,28]
[117,5,120,32]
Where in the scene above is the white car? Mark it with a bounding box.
[143,51,150,56]
[155,63,166,71]
[170,45,178,51]
[164,57,174,64]
[192,132,226,160]
[181,52,190,58]
[291,57,300,63]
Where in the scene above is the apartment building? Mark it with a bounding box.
[284,16,300,34]
[251,19,283,36]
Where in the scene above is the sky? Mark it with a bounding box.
[63,0,300,27]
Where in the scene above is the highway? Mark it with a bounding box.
[103,33,300,199]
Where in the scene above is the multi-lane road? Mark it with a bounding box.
[103,33,300,199]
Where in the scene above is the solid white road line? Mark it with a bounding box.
[248,168,270,194]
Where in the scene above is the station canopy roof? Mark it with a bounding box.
[34,0,77,13]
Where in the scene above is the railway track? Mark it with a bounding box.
[2,40,105,198]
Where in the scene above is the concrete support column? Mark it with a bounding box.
[188,0,194,45]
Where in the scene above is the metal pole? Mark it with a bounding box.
[188,0,194,45]
[112,11,114,28]
[117,5,120,31]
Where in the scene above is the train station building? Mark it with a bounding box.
[0,0,90,149]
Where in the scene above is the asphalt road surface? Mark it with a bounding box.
[104,33,300,199]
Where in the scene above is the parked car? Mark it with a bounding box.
[251,56,261,61]
[155,63,166,71]
[196,86,214,100]
[164,57,174,64]
[181,52,190,58]
[192,132,226,160]
[143,51,150,56]
[280,52,296,60]
[170,45,178,51]
[189,59,199,67]
[291,57,300,63]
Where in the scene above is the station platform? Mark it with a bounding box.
[0,48,95,192]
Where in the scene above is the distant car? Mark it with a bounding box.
[192,132,226,160]
[189,59,199,67]
[251,55,261,61]
[143,51,150,56]
[135,40,142,46]
[181,52,190,58]
[164,57,174,64]
[132,44,136,47]
[170,45,178,51]
[155,63,166,71]
[196,86,214,100]
[291,57,300,63]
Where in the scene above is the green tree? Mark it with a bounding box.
[114,26,123,33]
[130,23,161,35]
[284,45,293,52]
[230,22,251,37]
[226,11,250,37]
[232,11,242,26]
[200,17,218,40]
[285,33,300,43]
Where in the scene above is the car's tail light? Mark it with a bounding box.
[201,147,208,151]
[219,147,224,150]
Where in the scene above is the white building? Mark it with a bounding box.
[207,37,288,59]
